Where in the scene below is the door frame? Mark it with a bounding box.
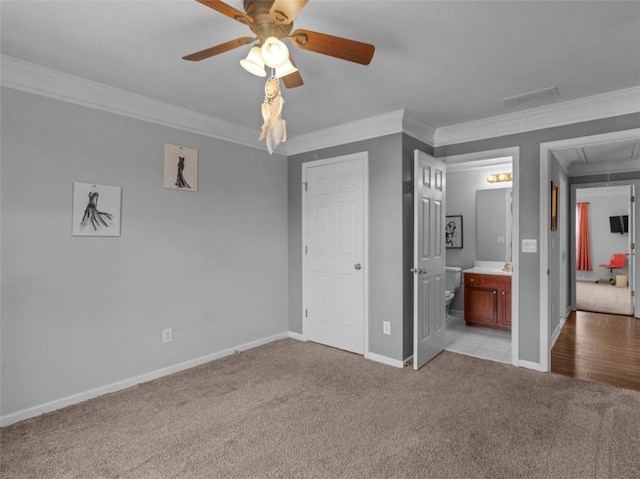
[443,146,520,366]
[301,152,370,357]
[571,182,636,309]
[539,128,640,372]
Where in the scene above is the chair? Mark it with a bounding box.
[598,253,627,285]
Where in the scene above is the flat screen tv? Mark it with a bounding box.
[609,215,629,234]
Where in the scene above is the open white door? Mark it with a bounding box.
[413,150,446,370]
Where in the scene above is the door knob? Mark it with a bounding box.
[420,268,427,274]
[354,263,362,271]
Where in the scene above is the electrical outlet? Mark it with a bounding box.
[383,321,391,335]
[162,328,173,344]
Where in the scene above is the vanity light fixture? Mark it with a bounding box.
[487,172,513,183]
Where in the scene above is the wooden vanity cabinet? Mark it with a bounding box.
[464,273,511,331]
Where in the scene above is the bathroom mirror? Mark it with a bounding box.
[476,188,512,262]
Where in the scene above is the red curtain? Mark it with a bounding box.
[576,202,592,271]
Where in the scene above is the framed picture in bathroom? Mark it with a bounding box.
[445,215,463,249]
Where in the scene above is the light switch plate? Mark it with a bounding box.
[522,239,537,253]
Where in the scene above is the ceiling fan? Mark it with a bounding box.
[183,0,376,88]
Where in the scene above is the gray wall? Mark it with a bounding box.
[436,113,640,363]
[548,157,566,337]
[288,133,408,361]
[576,186,630,281]
[1,88,289,416]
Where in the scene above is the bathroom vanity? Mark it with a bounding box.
[463,266,512,331]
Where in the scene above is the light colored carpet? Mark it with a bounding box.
[2,339,640,478]
[577,280,633,316]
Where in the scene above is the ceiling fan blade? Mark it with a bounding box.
[281,55,304,88]
[289,29,375,65]
[269,0,308,25]
[183,36,255,61]
[196,0,252,25]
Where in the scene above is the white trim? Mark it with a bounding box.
[301,152,370,357]
[287,331,306,341]
[443,147,520,367]
[540,144,551,372]
[403,110,437,147]
[0,332,288,427]
[365,352,405,369]
[550,315,567,349]
[517,360,545,372]
[0,55,263,152]
[434,86,640,147]
[571,180,640,317]
[285,110,436,156]
[4,55,638,156]
[540,128,640,373]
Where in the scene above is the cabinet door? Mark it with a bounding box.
[500,288,512,328]
[464,286,498,326]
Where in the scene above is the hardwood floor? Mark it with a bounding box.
[551,310,640,391]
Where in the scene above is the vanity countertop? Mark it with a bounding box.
[463,261,512,276]
[463,267,512,276]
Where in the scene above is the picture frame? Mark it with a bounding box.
[445,215,463,249]
[72,182,122,237]
[164,143,198,192]
[551,181,558,231]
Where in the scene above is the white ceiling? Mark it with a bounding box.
[1,0,640,139]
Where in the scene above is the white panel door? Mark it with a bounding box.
[413,150,446,370]
[303,155,365,354]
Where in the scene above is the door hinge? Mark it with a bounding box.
[305,246,308,255]
[303,182,308,192]
[632,290,635,297]
[631,195,635,203]
[632,243,636,251]
[305,308,308,318]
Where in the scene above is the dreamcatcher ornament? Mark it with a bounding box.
[259,75,287,154]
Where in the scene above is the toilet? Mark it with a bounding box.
[445,266,462,316]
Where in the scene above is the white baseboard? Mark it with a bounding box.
[550,316,568,349]
[365,351,405,368]
[287,331,306,341]
[449,308,464,318]
[0,332,289,427]
[518,359,546,372]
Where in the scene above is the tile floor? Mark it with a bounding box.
[445,315,512,364]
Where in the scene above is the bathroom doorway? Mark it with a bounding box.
[441,148,519,365]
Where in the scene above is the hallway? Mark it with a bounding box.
[551,310,640,391]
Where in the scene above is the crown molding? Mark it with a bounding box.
[434,86,640,147]
[283,110,406,156]
[283,109,436,156]
[0,55,264,151]
[3,55,639,155]
[403,110,437,147]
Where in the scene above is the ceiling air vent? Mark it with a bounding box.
[501,86,559,107]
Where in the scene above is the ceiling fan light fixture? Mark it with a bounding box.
[275,59,298,78]
[240,46,267,77]
[261,36,289,68]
